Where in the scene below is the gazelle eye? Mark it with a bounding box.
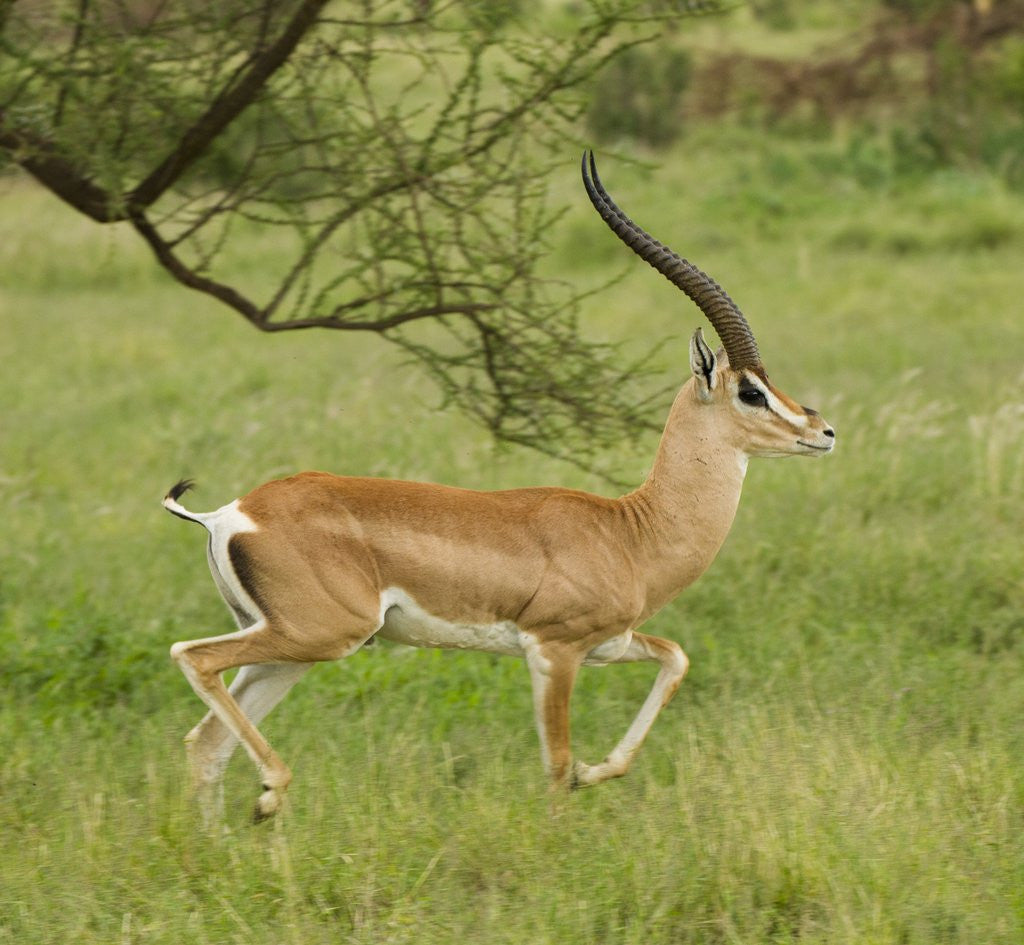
[738,388,768,408]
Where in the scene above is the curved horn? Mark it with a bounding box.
[581,150,763,372]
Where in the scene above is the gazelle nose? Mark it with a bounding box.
[823,428,835,439]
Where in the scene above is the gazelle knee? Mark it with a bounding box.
[170,641,222,691]
[170,640,210,679]
[661,641,689,680]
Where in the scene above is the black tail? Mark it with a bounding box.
[166,479,195,502]
[162,478,208,525]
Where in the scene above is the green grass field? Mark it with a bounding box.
[2,125,1023,943]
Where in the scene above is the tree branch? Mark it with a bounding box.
[0,0,329,222]
[0,109,118,222]
[127,0,331,209]
[130,205,499,333]
[0,0,692,472]
[128,208,264,321]
[258,303,500,333]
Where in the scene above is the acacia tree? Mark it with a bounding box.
[0,0,714,469]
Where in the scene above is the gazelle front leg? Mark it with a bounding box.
[572,632,688,789]
[524,639,583,790]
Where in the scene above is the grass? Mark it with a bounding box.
[1,124,1023,943]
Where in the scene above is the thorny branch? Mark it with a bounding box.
[0,0,719,470]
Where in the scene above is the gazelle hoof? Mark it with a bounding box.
[252,785,284,823]
[569,760,592,791]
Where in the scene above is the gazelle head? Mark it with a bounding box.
[582,151,835,459]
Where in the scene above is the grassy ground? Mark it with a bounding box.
[1,125,1023,943]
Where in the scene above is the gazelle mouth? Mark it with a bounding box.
[798,440,833,452]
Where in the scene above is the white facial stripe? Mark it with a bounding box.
[765,388,809,428]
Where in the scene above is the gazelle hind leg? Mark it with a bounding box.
[572,632,688,789]
[185,662,312,822]
[171,622,319,822]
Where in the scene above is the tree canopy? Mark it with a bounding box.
[0,0,720,470]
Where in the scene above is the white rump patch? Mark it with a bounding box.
[202,501,262,628]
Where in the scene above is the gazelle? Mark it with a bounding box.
[165,152,835,821]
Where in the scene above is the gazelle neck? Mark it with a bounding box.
[619,379,749,618]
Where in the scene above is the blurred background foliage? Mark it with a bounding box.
[588,0,1024,189]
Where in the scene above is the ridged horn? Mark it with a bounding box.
[581,150,763,373]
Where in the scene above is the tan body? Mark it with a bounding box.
[235,381,748,653]
[165,154,834,821]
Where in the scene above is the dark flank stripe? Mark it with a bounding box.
[228,533,272,622]
[205,536,249,626]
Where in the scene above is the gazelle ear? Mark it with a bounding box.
[689,328,717,402]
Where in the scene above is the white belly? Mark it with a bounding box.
[373,587,634,665]
[582,630,633,665]
[375,587,525,657]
